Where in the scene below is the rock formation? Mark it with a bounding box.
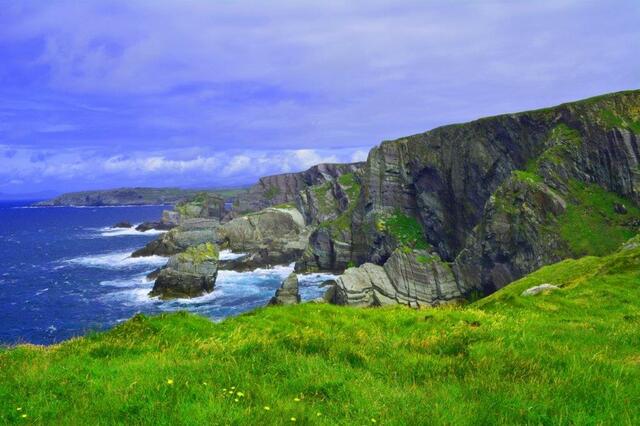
[268,273,301,305]
[330,248,468,307]
[132,218,222,257]
[234,162,363,212]
[150,243,219,299]
[219,206,310,269]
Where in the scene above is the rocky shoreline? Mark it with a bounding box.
[117,90,640,308]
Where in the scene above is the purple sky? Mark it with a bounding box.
[1,0,638,194]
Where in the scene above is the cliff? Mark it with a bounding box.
[310,90,640,299]
[35,187,243,207]
[234,162,364,212]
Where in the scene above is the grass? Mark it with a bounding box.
[557,181,640,257]
[2,244,640,424]
[377,211,430,250]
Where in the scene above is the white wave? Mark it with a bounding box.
[100,273,152,288]
[62,250,167,269]
[98,225,168,237]
[219,250,247,260]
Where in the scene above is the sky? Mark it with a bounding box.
[0,0,638,195]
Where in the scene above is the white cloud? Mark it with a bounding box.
[0,144,369,191]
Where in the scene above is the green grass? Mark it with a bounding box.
[558,181,640,256]
[2,244,640,424]
[336,173,360,202]
[377,211,430,250]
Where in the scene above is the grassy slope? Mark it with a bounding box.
[2,248,640,425]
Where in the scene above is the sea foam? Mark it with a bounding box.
[62,250,167,270]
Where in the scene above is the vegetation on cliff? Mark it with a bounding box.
[3,242,639,424]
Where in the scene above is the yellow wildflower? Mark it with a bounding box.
[166,379,174,385]
[231,386,236,390]
[317,412,322,416]
[16,408,22,411]
[371,419,377,423]
[291,418,296,422]
[293,397,301,402]
[237,391,245,397]
[263,406,271,411]
[21,414,27,419]
[234,398,239,402]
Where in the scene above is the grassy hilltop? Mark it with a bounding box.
[2,243,640,424]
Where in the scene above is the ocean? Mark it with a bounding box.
[0,201,335,345]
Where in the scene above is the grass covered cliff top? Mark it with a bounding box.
[2,245,640,424]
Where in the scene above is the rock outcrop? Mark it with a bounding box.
[234,162,364,212]
[150,243,219,299]
[330,249,468,307]
[294,172,362,272]
[268,273,301,305]
[133,218,222,257]
[135,221,175,232]
[219,207,310,269]
[174,193,226,222]
[113,221,132,228]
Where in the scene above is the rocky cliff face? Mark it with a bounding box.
[174,193,226,222]
[234,162,364,212]
[328,90,640,297]
[35,187,215,207]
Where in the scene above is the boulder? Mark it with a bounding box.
[150,243,219,299]
[268,273,301,305]
[521,284,560,296]
[113,221,133,228]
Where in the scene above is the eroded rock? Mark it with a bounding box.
[268,273,300,305]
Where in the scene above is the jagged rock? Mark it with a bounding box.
[332,263,388,306]
[133,218,222,257]
[268,273,300,305]
[162,210,180,226]
[221,210,239,223]
[135,221,175,232]
[454,175,569,291]
[175,193,225,222]
[219,207,310,267]
[295,227,352,273]
[614,203,628,214]
[150,243,219,299]
[521,284,560,296]
[331,249,467,307]
[234,162,363,212]
[113,221,132,228]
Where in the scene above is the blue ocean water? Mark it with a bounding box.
[0,201,335,345]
